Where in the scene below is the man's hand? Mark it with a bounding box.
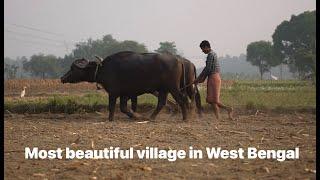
[194,76,206,84]
[193,79,199,85]
[194,67,208,84]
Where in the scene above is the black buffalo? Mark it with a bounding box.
[122,56,203,116]
[61,51,189,121]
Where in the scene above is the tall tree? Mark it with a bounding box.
[246,41,277,80]
[59,54,75,74]
[155,41,178,55]
[272,10,316,80]
[22,54,61,79]
[116,40,148,53]
[4,63,19,79]
[72,34,148,59]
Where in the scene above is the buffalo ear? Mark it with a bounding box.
[73,58,89,68]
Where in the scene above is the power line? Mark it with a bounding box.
[4,25,77,54]
[4,23,78,54]
[5,29,66,44]
[5,36,66,48]
[5,28,76,45]
[4,22,64,36]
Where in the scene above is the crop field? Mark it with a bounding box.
[4,79,316,113]
[4,79,316,179]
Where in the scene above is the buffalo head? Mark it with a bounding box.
[60,58,100,83]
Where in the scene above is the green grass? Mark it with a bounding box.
[217,80,315,109]
[4,80,316,114]
[232,80,310,87]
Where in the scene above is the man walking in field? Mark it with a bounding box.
[194,40,234,120]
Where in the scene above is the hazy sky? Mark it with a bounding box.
[4,0,316,67]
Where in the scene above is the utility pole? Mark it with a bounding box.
[63,41,70,54]
[280,63,283,80]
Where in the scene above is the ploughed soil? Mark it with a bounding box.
[4,109,316,179]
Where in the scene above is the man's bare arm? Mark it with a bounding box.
[194,67,209,84]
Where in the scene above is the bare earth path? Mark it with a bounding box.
[4,111,316,179]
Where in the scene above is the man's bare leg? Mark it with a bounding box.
[212,103,220,120]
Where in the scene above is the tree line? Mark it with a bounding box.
[4,35,178,79]
[246,10,315,81]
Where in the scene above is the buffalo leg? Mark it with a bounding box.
[194,86,203,116]
[130,96,138,112]
[108,95,117,121]
[187,86,195,110]
[170,89,188,120]
[151,91,177,111]
[120,96,140,119]
[150,91,168,120]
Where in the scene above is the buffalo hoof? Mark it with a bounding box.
[144,116,152,121]
[149,115,156,121]
[182,115,188,121]
[137,116,151,122]
[182,119,189,122]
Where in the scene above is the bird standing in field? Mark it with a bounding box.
[268,71,278,80]
[270,74,278,80]
[20,86,27,98]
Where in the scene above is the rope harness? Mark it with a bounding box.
[180,82,194,90]
[94,60,102,90]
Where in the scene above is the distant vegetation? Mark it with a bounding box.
[246,10,315,81]
[155,41,179,55]
[4,35,149,79]
[4,10,315,82]
[198,54,295,80]
[4,35,180,79]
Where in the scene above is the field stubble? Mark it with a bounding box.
[4,79,316,179]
